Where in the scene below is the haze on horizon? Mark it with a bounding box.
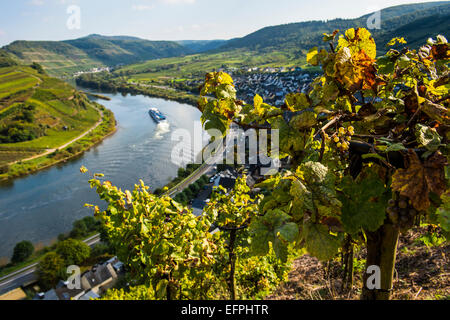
[0,0,447,46]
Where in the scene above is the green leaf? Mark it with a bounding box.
[273,238,289,263]
[155,279,168,300]
[304,222,341,261]
[285,93,310,111]
[339,168,389,234]
[276,222,299,243]
[290,111,317,130]
[376,55,395,74]
[385,143,407,153]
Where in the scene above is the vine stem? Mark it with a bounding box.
[314,115,342,140]
[228,228,237,300]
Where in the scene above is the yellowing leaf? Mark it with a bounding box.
[254,94,264,115]
[338,28,376,60]
[307,47,319,66]
[387,37,407,46]
[391,150,448,211]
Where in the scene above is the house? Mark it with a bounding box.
[80,262,118,295]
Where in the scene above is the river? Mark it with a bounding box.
[0,91,206,261]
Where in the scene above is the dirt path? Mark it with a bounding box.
[9,108,104,165]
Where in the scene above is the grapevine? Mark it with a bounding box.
[86,28,449,300]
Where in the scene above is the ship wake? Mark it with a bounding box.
[154,120,170,139]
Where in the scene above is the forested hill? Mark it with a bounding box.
[2,35,190,77]
[64,34,189,65]
[220,1,450,53]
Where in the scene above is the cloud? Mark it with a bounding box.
[132,4,155,11]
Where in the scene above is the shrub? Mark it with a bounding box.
[11,241,34,264]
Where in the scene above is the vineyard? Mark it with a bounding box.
[0,64,102,168]
[85,28,449,300]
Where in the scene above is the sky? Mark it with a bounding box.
[0,0,447,46]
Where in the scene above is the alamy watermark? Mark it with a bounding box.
[366,7,381,30]
[366,265,381,290]
[67,265,81,290]
[171,122,281,176]
[67,5,81,30]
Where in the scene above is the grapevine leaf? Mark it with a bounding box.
[285,93,310,111]
[155,279,168,300]
[339,168,389,234]
[338,28,376,60]
[376,55,395,75]
[290,111,317,130]
[276,222,299,243]
[273,238,289,263]
[385,143,407,153]
[387,37,407,46]
[254,94,264,115]
[392,150,448,211]
[303,222,341,261]
[249,220,271,256]
[307,47,319,66]
[249,209,293,260]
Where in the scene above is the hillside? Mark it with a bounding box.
[3,35,190,77]
[220,1,450,53]
[0,57,105,169]
[177,40,228,53]
[3,40,103,77]
[64,34,189,66]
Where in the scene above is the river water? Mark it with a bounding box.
[0,91,205,260]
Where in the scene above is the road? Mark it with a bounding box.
[166,144,223,197]
[0,234,101,295]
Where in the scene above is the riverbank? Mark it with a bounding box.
[76,77,199,107]
[0,104,116,182]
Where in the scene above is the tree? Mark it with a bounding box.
[56,239,91,266]
[11,241,34,264]
[82,216,99,232]
[38,252,66,290]
[197,29,449,300]
[70,219,88,238]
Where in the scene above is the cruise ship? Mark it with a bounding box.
[149,108,167,123]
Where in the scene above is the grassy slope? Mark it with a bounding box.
[0,63,103,166]
[3,41,103,77]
